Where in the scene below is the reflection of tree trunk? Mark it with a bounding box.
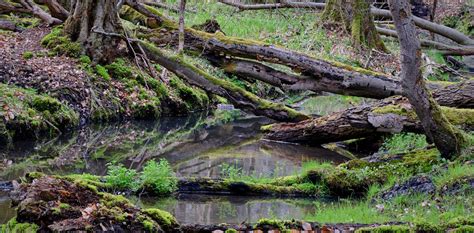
[389,0,466,159]
[64,0,122,63]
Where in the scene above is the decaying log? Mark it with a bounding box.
[376,27,474,56]
[218,1,474,46]
[138,41,309,122]
[143,0,195,13]
[263,96,474,145]
[13,0,62,25]
[0,19,22,31]
[207,56,474,107]
[42,0,69,20]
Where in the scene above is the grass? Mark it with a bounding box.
[432,163,474,188]
[379,133,429,154]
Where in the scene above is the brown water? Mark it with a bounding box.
[0,113,348,224]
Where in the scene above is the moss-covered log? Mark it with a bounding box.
[263,96,474,145]
[122,3,473,108]
[208,56,474,108]
[138,41,309,122]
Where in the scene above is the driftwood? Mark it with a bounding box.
[218,0,474,46]
[263,96,474,145]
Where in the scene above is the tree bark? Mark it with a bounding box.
[64,0,123,63]
[263,96,473,145]
[42,0,69,20]
[389,0,466,159]
[350,0,387,51]
[178,0,186,53]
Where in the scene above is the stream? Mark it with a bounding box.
[0,112,349,225]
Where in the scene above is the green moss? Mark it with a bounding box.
[41,27,81,58]
[142,220,155,231]
[373,104,474,126]
[143,208,178,230]
[452,225,474,233]
[95,65,111,81]
[105,58,133,79]
[225,229,238,233]
[255,219,288,230]
[355,225,411,233]
[169,77,208,110]
[0,218,39,233]
[22,51,33,60]
[0,83,79,142]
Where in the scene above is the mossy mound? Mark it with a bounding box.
[8,175,179,232]
[41,26,81,57]
[0,83,79,144]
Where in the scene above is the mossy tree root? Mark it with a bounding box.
[263,96,474,145]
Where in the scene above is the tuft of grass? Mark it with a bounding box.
[432,163,474,188]
[379,133,429,154]
[22,51,34,59]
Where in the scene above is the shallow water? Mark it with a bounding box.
[133,194,318,225]
[0,113,348,224]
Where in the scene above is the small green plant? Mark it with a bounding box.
[140,159,177,195]
[105,163,140,191]
[22,51,34,59]
[379,133,428,154]
[220,162,243,180]
[95,65,111,80]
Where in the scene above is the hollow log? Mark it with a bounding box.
[138,41,309,122]
[263,96,474,145]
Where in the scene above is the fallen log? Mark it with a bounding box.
[123,3,474,109]
[208,55,474,108]
[376,27,474,56]
[0,19,22,31]
[263,96,474,145]
[218,0,474,46]
[138,41,309,122]
[13,0,62,25]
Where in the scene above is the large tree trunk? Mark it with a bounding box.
[263,96,474,145]
[322,0,386,50]
[64,0,122,63]
[388,0,465,159]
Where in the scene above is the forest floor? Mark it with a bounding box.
[0,1,473,232]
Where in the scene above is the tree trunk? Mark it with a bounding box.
[350,0,387,51]
[263,96,474,145]
[178,0,186,53]
[64,0,122,63]
[322,0,386,50]
[389,0,466,159]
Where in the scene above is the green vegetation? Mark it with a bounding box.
[41,26,81,57]
[379,133,429,154]
[141,159,178,195]
[22,51,33,59]
[95,65,111,81]
[106,163,140,191]
[0,218,39,233]
[0,83,78,143]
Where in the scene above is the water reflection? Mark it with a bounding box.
[134,194,318,225]
[1,113,348,181]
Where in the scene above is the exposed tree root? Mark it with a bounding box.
[263,96,474,145]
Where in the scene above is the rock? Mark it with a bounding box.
[379,175,435,200]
